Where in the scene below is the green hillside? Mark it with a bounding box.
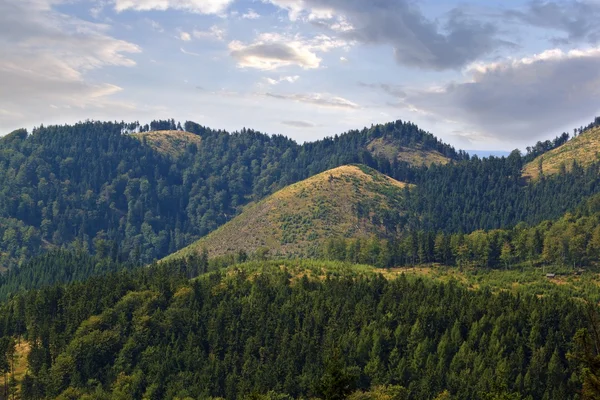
[168,165,409,260]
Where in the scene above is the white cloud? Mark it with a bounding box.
[264,92,360,109]
[180,31,191,41]
[147,18,164,32]
[266,0,333,21]
[382,47,600,141]
[180,47,200,56]
[0,0,141,132]
[265,75,300,85]
[113,0,233,14]
[193,26,226,41]
[229,32,348,70]
[242,9,260,19]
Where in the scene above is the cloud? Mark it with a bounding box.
[229,32,347,70]
[281,120,316,128]
[376,47,600,141]
[265,75,300,85]
[242,9,260,19]
[506,1,600,45]
[266,0,508,70]
[146,18,164,32]
[193,26,226,41]
[180,31,191,41]
[112,0,233,14]
[180,47,200,56]
[0,0,141,132]
[265,92,360,109]
[359,82,406,98]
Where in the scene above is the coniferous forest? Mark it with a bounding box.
[1,118,600,399]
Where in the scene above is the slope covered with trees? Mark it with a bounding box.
[322,193,600,270]
[0,259,591,400]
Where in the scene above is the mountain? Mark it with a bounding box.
[169,165,409,260]
[523,125,600,180]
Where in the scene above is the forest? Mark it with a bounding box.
[0,257,595,400]
[322,192,600,270]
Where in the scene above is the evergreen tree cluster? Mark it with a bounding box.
[324,193,600,269]
[0,259,587,399]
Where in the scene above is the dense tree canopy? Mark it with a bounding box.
[0,259,589,399]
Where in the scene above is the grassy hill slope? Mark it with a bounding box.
[367,137,451,166]
[131,130,201,157]
[523,125,600,180]
[168,165,409,260]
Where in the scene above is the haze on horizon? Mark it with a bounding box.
[2,0,600,151]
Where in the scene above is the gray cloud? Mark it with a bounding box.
[506,1,600,44]
[269,0,510,70]
[375,48,600,141]
[281,120,316,128]
[359,82,406,98]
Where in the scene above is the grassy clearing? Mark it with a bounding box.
[203,259,600,302]
[131,130,201,157]
[167,165,410,260]
[523,126,600,180]
[0,339,30,400]
[383,264,600,302]
[367,137,450,166]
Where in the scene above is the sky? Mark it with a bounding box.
[1,0,600,150]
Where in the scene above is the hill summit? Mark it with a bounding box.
[168,165,409,260]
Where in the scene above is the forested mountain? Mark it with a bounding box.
[0,120,459,269]
[169,165,409,260]
[2,117,600,270]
